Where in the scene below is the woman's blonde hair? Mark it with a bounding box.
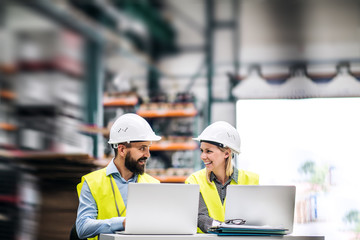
[206,146,234,184]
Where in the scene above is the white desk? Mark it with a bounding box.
[100,234,324,240]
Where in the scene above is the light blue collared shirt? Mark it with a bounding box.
[76,159,138,239]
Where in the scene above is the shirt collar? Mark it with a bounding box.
[210,167,238,184]
[106,158,119,176]
[232,168,239,184]
[106,158,138,182]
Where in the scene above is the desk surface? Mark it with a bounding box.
[100,234,324,240]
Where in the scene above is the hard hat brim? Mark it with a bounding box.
[108,135,161,144]
[193,137,240,155]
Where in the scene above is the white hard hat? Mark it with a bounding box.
[193,121,241,154]
[108,113,161,144]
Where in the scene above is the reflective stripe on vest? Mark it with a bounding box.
[185,168,259,233]
[76,168,160,240]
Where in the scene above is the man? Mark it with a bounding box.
[75,113,161,240]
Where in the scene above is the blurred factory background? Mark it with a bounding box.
[1,0,360,239]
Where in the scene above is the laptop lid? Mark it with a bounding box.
[123,183,199,235]
[225,185,296,234]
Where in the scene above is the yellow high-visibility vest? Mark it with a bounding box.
[185,168,259,233]
[77,168,159,240]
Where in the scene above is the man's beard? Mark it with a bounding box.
[124,152,146,175]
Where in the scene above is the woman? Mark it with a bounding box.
[185,121,259,233]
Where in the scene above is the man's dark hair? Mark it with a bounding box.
[112,142,131,157]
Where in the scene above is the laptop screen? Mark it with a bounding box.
[225,185,296,234]
[123,183,199,235]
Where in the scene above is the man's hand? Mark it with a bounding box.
[123,218,126,228]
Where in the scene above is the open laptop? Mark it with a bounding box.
[225,185,296,234]
[119,183,199,235]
